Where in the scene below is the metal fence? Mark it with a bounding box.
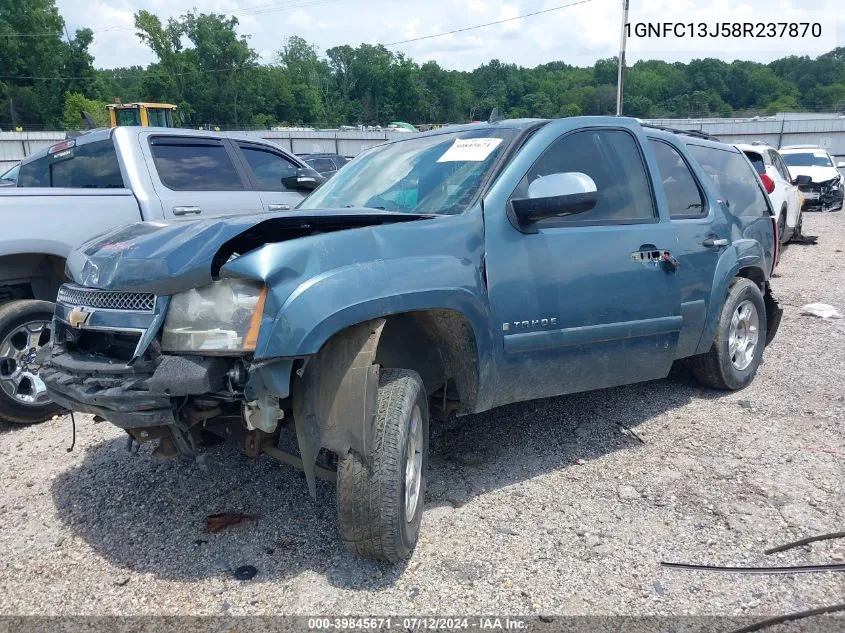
[4,114,845,172]
[0,129,409,172]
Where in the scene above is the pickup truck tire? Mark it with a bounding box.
[0,300,60,424]
[336,368,428,562]
[688,278,767,391]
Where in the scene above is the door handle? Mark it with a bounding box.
[702,238,729,248]
[172,206,202,216]
[267,204,291,211]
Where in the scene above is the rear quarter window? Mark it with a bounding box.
[742,151,766,175]
[17,139,124,188]
[688,145,771,218]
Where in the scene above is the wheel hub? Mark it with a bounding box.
[0,320,52,406]
[728,300,759,371]
[404,405,423,521]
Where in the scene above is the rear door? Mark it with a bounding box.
[648,137,721,357]
[483,121,681,405]
[234,142,306,212]
[143,134,264,219]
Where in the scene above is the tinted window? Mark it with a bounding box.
[147,109,170,127]
[240,145,299,190]
[18,140,123,188]
[688,145,770,217]
[649,140,705,218]
[0,164,19,183]
[307,157,336,172]
[772,152,792,181]
[518,129,655,224]
[742,151,766,175]
[150,139,243,191]
[116,109,141,126]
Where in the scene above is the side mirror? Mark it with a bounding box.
[282,167,326,192]
[794,175,812,186]
[511,172,598,229]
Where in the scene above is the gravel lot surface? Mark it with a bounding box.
[0,213,843,621]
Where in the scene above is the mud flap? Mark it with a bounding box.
[292,319,385,497]
[764,283,783,347]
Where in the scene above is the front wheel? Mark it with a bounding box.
[0,300,60,424]
[336,368,428,562]
[688,278,767,391]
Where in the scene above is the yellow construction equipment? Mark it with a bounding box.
[107,102,178,128]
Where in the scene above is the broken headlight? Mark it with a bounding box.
[161,279,266,353]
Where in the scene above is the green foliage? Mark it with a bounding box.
[1,0,845,130]
[61,91,107,128]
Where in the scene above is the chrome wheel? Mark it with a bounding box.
[728,300,759,371]
[404,405,423,521]
[0,320,51,406]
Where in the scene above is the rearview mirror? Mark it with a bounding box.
[794,175,812,186]
[282,167,326,192]
[511,172,598,229]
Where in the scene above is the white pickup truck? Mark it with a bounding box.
[0,126,324,424]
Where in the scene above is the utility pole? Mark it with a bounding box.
[615,0,630,116]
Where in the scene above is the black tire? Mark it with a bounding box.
[0,300,60,424]
[777,206,788,244]
[336,368,428,562]
[688,278,767,391]
[793,207,803,240]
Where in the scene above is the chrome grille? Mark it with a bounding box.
[57,285,156,312]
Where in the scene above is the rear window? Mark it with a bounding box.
[17,139,124,188]
[150,138,243,191]
[688,145,771,218]
[742,151,766,175]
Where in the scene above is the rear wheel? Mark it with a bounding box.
[0,300,60,424]
[688,278,767,391]
[336,368,428,562]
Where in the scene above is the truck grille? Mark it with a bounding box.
[57,285,156,313]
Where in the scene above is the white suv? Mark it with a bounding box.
[736,143,803,243]
[779,145,844,213]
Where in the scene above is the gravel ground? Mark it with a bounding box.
[0,213,843,620]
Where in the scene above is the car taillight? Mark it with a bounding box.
[760,173,775,194]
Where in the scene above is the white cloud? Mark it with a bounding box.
[55,0,845,72]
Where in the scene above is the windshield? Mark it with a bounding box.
[782,151,833,168]
[298,128,517,215]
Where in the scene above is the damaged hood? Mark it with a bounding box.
[67,209,435,295]
[787,165,841,184]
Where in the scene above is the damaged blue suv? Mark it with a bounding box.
[41,117,782,561]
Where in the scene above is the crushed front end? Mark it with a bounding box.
[799,175,844,212]
[40,281,292,459]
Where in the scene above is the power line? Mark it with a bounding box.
[383,0,596,47]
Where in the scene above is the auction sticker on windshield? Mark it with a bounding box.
[437,138,503,163]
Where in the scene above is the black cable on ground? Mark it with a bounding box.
[726,602,845,633]
[764,531,845,555]
[661,561,845,574]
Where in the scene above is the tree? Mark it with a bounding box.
[61,91,107,128]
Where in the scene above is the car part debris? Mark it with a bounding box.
[66,411,76,452]
[726,602,845,633]
[204,512,254,534]
[233,565,257,581]
[661,561,845,574]
[800,303,841,319]
[764,531,845,555]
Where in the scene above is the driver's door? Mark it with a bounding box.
[482,121,681,406]
[235,142,308,211]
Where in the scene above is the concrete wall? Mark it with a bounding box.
[0,128,409,172]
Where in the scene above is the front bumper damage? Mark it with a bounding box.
[799,177,844,212]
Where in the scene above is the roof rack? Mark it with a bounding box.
[641,124,720,142]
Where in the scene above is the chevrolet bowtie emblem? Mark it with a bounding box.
[68,306,92,328]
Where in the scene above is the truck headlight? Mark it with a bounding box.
[161,280,267,353]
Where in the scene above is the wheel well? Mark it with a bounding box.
[0,254,67,305]
[374,309,479,415]
[735,266,765,289]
